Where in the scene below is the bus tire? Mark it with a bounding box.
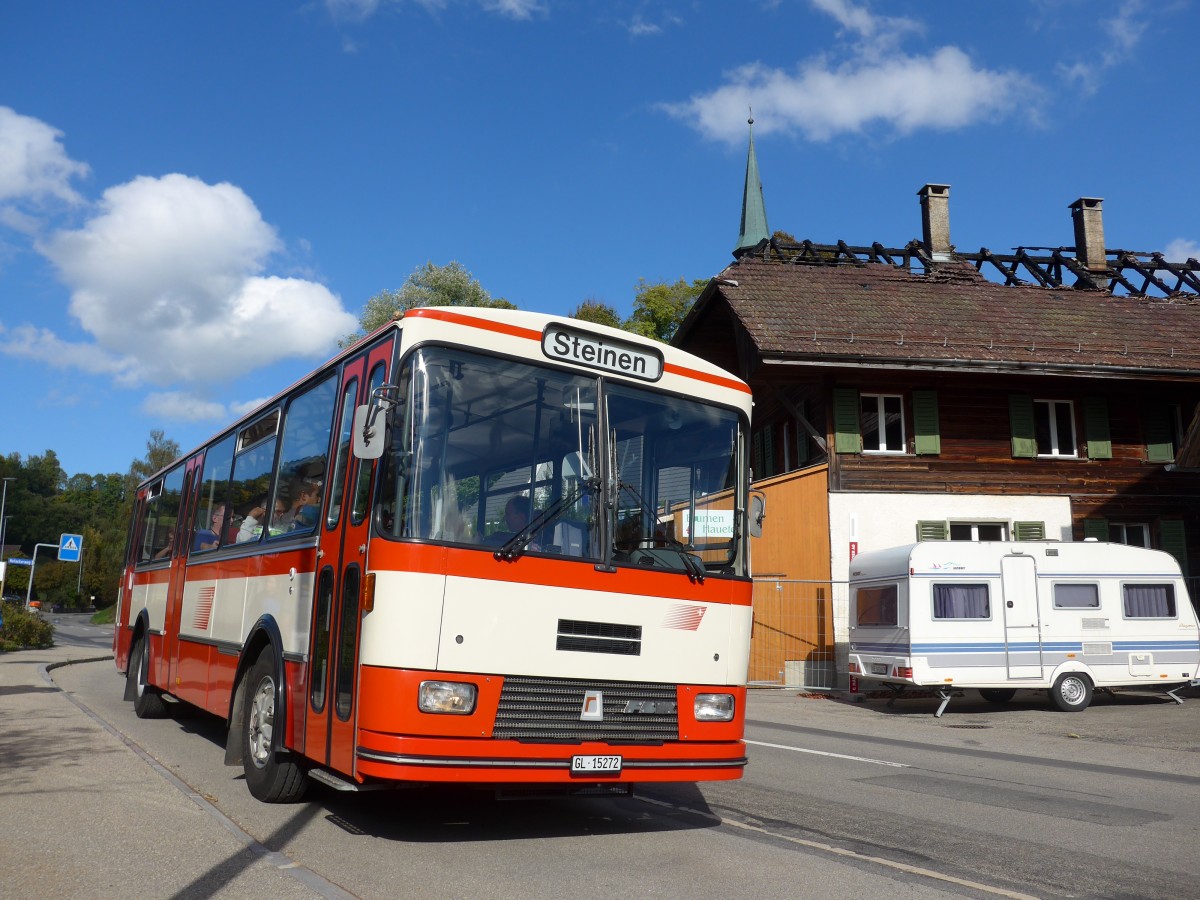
[129,635,167,719]
[979,688,1016,704]
[1049,672,1093,712]
[241,648,308,803]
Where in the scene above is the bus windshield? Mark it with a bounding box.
[376,345,745,576]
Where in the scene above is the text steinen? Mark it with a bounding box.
[542,326,662,381]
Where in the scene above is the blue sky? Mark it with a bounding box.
[2,0,1197,478]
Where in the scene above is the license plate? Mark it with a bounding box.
[571,755,622,774]
[871,663,888,675]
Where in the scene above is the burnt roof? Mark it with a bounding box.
[680,252,1200,379]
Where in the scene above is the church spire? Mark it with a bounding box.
[733,112,769,255]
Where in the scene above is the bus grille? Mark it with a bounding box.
[556,619,642,656]
[494,676,679,743]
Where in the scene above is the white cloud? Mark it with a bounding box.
[1056,0,1149,96]
[141,391,229,422]
[665,48,1032,143]
[0,323,140,382]
[1164,239,1200,262]
[662,0,1032,143]
[35,173,357,387]
[0,107,90,208]
[483,0,544,19]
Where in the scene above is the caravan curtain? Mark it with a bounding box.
[932,583,990,619]
[1122,584,1176,618]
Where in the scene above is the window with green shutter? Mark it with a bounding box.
[1013,521,1046,541]
[833,388,861,454]
[1009,394,1036,458]
[1159,519,1188,576]
[1083,397,1112,460]
[912,390,941,455]
[1082,517,1109,541]
[1144,405,1175,463]
[763,423,776,477]
[916,520,948,541]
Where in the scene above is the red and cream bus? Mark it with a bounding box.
[115,307,761,802]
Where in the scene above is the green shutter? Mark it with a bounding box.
[912,390,941,455]
[1144,405,1175,463]
[1083,517,1109,541]
[763,423,776,477]
[1159,519,1188,576]
[833,388,861,454]
[916,520,948,541]
[752,430,763,479]
[1083,396,1112,460]
[1013,521,1045,541]
[794,419,810,466]
[1009,394,1036,458]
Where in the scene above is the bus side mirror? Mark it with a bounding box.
[748,492,766,538]
[353,404,385,460]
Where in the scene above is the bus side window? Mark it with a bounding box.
[191,436,235,553]
[269,374,337,537]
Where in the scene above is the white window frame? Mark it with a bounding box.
[1110,522,1151,548]
[1033,399,1077,458]
[949,521,1008,542]
[861,393,906,454]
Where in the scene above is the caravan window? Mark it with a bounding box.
[1053,583,1100,609]
[856,585,898,626]
[1122,584,1176,619]
[932,583,990,619]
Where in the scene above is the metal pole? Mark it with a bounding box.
[25,543,57,611]
[0,477,14,558]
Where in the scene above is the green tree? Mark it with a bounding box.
[342,261,516,347]
[625,278,707,343]
[568,299,623,329]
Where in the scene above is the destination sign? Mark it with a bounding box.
[541,324,663,382]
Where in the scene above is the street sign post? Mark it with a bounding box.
[58,533,83,563]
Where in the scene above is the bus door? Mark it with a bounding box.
[163,456,201,692]
[306,336,394,777]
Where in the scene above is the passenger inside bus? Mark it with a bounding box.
[286,480,322,532]
[237,497,289,542]
[193,505,225,551]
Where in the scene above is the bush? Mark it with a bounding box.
[0,602,55,651]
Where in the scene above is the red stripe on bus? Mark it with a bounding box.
[405,307,542,342]
[662,362,751,395]
[407,308,751,395]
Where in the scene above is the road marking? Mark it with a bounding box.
[745,739,910,768]
[638,794,1040,900]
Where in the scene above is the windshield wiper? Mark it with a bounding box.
[495,477,598,561]
[614,481,705,583]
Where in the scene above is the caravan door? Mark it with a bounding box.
[1000,554,1043,679]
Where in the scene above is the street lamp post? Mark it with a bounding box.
[0,476,14,557]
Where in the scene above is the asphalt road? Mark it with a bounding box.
[39,618,1200,900]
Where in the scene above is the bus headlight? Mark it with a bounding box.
[418,681,477,714]
[694,693,735,722]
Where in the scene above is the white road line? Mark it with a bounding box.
[637,795,1040,900]
[745,739,910,768]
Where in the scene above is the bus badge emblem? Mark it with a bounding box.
[580,690,604,721]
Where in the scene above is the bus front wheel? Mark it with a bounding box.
[128,635,167,719]
[241,649,308,803]
[1049,673,1093,712]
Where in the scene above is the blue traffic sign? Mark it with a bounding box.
[58,533,83,563]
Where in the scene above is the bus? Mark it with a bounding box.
[115,307,762,802]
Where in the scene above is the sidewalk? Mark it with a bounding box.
[0,645,329,899]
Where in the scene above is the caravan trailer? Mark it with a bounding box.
[848,541,1200,715]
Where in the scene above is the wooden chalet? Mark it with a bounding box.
[674,126,1200,686]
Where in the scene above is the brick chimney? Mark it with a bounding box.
[1070,197,1107,273]
[918,183,952,261]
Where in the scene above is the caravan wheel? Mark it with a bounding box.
[1049,673,1093,712]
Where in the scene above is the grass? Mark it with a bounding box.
[91,605,116,625]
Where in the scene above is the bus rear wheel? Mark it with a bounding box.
[128,635,167,719]
[1049,673,1093,712]
[241,649,308,803]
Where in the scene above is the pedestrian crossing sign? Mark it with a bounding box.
[58,533,83,562]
